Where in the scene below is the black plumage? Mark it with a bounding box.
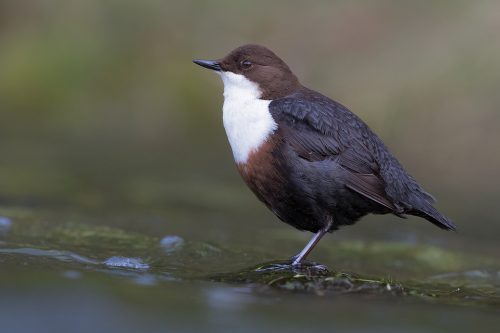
[269,88,456,231]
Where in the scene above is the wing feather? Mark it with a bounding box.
[269,89,455,230]
[269,90,433,216]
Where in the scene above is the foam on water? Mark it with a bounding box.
[0,216,12,233]
[160,235,184,253]
[103,256,150,270]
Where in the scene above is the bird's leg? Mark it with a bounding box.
[291,217,334,265]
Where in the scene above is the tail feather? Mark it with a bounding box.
[408,203,456,231]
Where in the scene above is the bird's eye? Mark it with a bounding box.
[241,60,252,69]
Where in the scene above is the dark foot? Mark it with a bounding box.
[255,260,329,275]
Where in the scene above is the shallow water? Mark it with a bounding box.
[1,202,499,333]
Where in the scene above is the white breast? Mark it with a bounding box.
[219,71,277,164]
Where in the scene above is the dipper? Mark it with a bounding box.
[193,44,455,265]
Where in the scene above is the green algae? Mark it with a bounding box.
[211,262,500,307]
[1,208,499,309]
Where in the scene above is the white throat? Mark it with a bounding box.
[218,71,277,164]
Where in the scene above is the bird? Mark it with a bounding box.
[193,44,456,265]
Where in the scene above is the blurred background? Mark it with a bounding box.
[1,1,499,332]
[1,0,499,246]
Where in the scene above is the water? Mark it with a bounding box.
[160,235,185,253]
[0,202,499,333]
[104,256,150,270]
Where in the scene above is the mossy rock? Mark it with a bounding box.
[211,261,500,307]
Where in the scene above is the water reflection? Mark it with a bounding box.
[205,286,256,311]
[0,247,99,264]
[62,270,83,279]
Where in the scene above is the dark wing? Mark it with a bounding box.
[270,94,397,211]
[269,90,456,230]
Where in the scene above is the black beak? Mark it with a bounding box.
[193,59,222,71]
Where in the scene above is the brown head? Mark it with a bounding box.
[193,44,301,100]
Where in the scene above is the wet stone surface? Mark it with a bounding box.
[0,206,499,333]
[211,261,500,306]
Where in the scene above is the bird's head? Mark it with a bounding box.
[194,44,300,100]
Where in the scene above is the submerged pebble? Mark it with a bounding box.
[104,256,150,270]
[160,235,184,253]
